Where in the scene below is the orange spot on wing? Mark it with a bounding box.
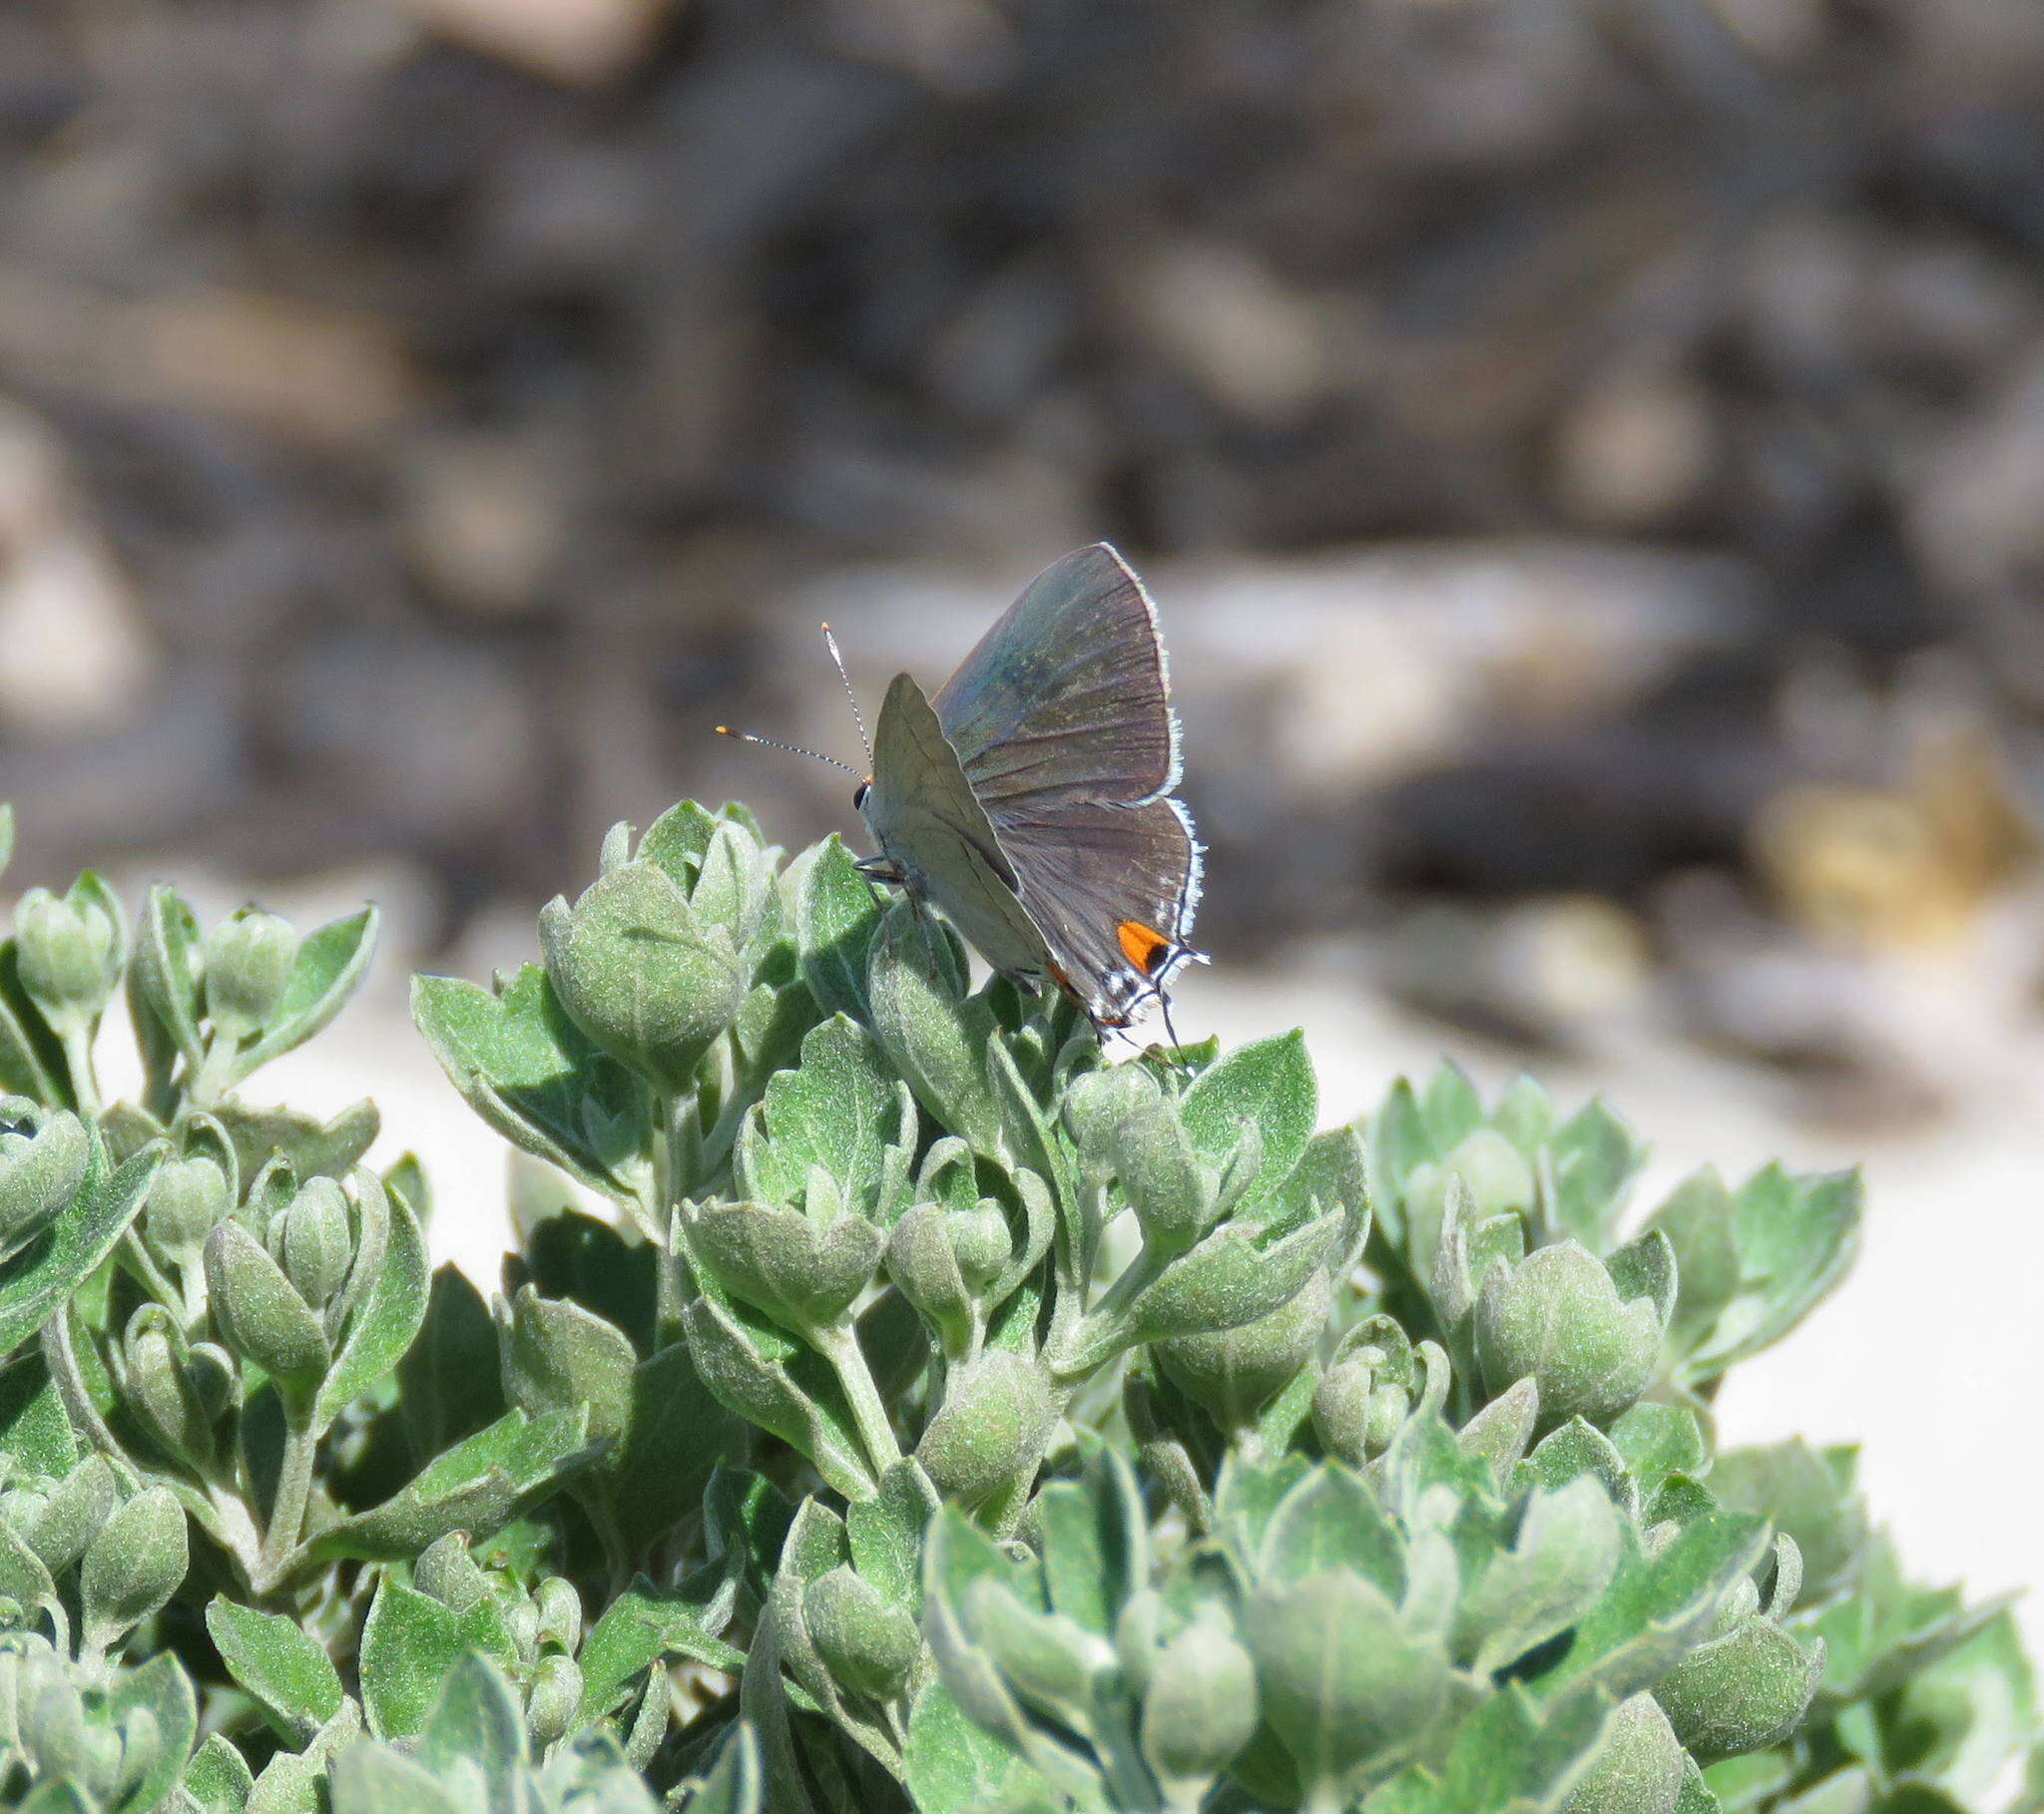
[1117,919,1173,975]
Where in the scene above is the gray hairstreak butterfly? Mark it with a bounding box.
[721,544,1206,1036]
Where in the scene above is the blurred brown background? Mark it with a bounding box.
[2,0,2043,1639]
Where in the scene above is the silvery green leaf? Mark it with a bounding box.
[315,1171,427,1434]
[330,1739,463,1814]
[297,1405,592,1568]
[397,1264,504,1466]
[1177,1030,1316,1218]
[576,1574,746,1730]
[1707,1442,1865,1605]
[102,1650,199,1814]
[1549,1511,1772,1702]
[1155,1269,1329,1433]
[1607,1404,1708,1505]
[1459,1476,1625,1675]
[501,1286,636,1450]
[81,1487,187,1649]
[1548,1100,1646,1248]
[1035,1444,1148,1639]
[0,1135,157,1355]
[184,1729,257,1812]
[205,1598,343,1744]
[597,1340,744,1560]
[204,1219,330,1396]
[848,1458,941,1612]
[903,1680,1057,1814]
[1141,1613,1261,1798]
[636,799,725,888]
[411,966,645,1200]
[1523,1418,1639,1519]
[1422,1060,1485,1151]
[681,1292,874,1502]
[0,1099,88,1265]
[216,1100,380,1190]
[866,902,999,1152]
[358,1580,518,1742]
[414,1650,527,1788]
[804,1566,921,1701]
[1674,1166,1861,1383]
[1114,1209,1340,1357]
[1654,1614,1823,1761]
[732,1016,912,1224]
[1358,1678,1613,1814]
[796,836,883,1025]
[1259,1461,1406,1601]
[1244,1569,1451,1798]
[1458,1377,1542,1484]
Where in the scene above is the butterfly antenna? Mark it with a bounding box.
[821,624,873,767]
[714,725,859,774]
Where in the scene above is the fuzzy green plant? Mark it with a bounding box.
[0,795,2029,1814]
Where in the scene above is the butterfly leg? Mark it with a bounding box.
[854,856,903,912]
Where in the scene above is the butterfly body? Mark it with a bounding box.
[854,543,1204,1031]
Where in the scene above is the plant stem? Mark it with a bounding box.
[263,1411,317,1582]
[812,1321,901,1474]
[59,1023,100,1120]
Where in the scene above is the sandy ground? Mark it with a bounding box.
[146,855,2042,1662]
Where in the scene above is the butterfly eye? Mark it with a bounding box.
[852,780,870,810]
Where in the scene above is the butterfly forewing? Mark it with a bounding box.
[931,544,1178,811]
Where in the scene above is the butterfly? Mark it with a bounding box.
[724,544,1206,1034]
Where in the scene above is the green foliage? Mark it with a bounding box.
[0,797,2023,1814]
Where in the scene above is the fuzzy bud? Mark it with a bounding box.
[203,908,299,1042]
[14,886,120,1027]
[0,1101,89,1265]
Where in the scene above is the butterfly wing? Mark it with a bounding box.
[930,543,1203,1028]
[931,543,1178,810]
[859,673,1059,988]
[993,795,1203,1027]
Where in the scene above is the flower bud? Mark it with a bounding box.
[1476,1241,1663,1430]
[24,1456,118,1577]
[526,1652,583,1752]
[916,1351,1058,1510]
[947,1202,1011,1296]
[272,1176,353,1309]
[693,1201,881,1334]
[1157,1271,1329,1432]
[142,1156,230,1265]
[1312,1344,1409,1468]
[0,1102,89,1265]
[804,1566,921,1702]
[122,1307,215,1471]
[14,886,120,1026]
[539,865,746,1092]
[535,1576,582,1654]
[1140,1613,1261,1793]
[203,1220,331,1398]
[886,1206,973,1353]
[1104,1100,1215,1259]
[203,908,299,1041]
[1653,1613,1822,1760]
[81,1489,187,1649]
